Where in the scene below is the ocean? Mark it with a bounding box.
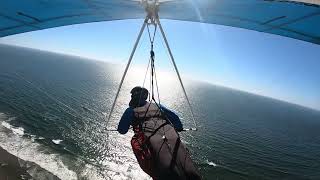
[0,44,320,180]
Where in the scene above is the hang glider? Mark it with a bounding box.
[0,0,319,44]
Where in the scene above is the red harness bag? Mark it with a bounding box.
[131,130,156,179]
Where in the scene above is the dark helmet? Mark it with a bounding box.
[129,86,149,107]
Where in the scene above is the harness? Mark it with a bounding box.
[105,14,198,133]
[103,13,201,180]
[131,103,189,179]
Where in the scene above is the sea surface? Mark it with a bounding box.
[0,44,320,180]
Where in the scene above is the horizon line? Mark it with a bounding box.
[1,42,319,112]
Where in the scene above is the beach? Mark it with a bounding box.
[0,44,320,179]
[0,146,59,180]
[0,146,32,180]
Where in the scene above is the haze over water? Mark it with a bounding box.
[0,44,320,179]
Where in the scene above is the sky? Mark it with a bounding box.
[0,19,319,111]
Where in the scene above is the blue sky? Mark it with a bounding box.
[0,19,319,110]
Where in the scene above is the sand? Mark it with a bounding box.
[0,146,60,180]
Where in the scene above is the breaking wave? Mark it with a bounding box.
[1,120,25,136]
[52,139,63,145]
[0,112,77,180]
[0,112,151,180]
[206,160,217,167]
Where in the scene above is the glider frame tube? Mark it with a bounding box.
[156,17,197,129]
[106,13,197,131]
[105,16,148,129]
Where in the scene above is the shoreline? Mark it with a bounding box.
[0,145,32,179]
[0,146,60,180]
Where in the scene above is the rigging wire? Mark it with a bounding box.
[106,16,198,132]
[147,22,157,46]
[156,18,197,130]
[144,31,189,175]
[105,17,148,130]
[14,73,79,121]
[13,72,88,166]
[157,33,198,136]
[147,22,159,104]
[146,23,178,131]
[142,58,151,88]
[153,64,161,105]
